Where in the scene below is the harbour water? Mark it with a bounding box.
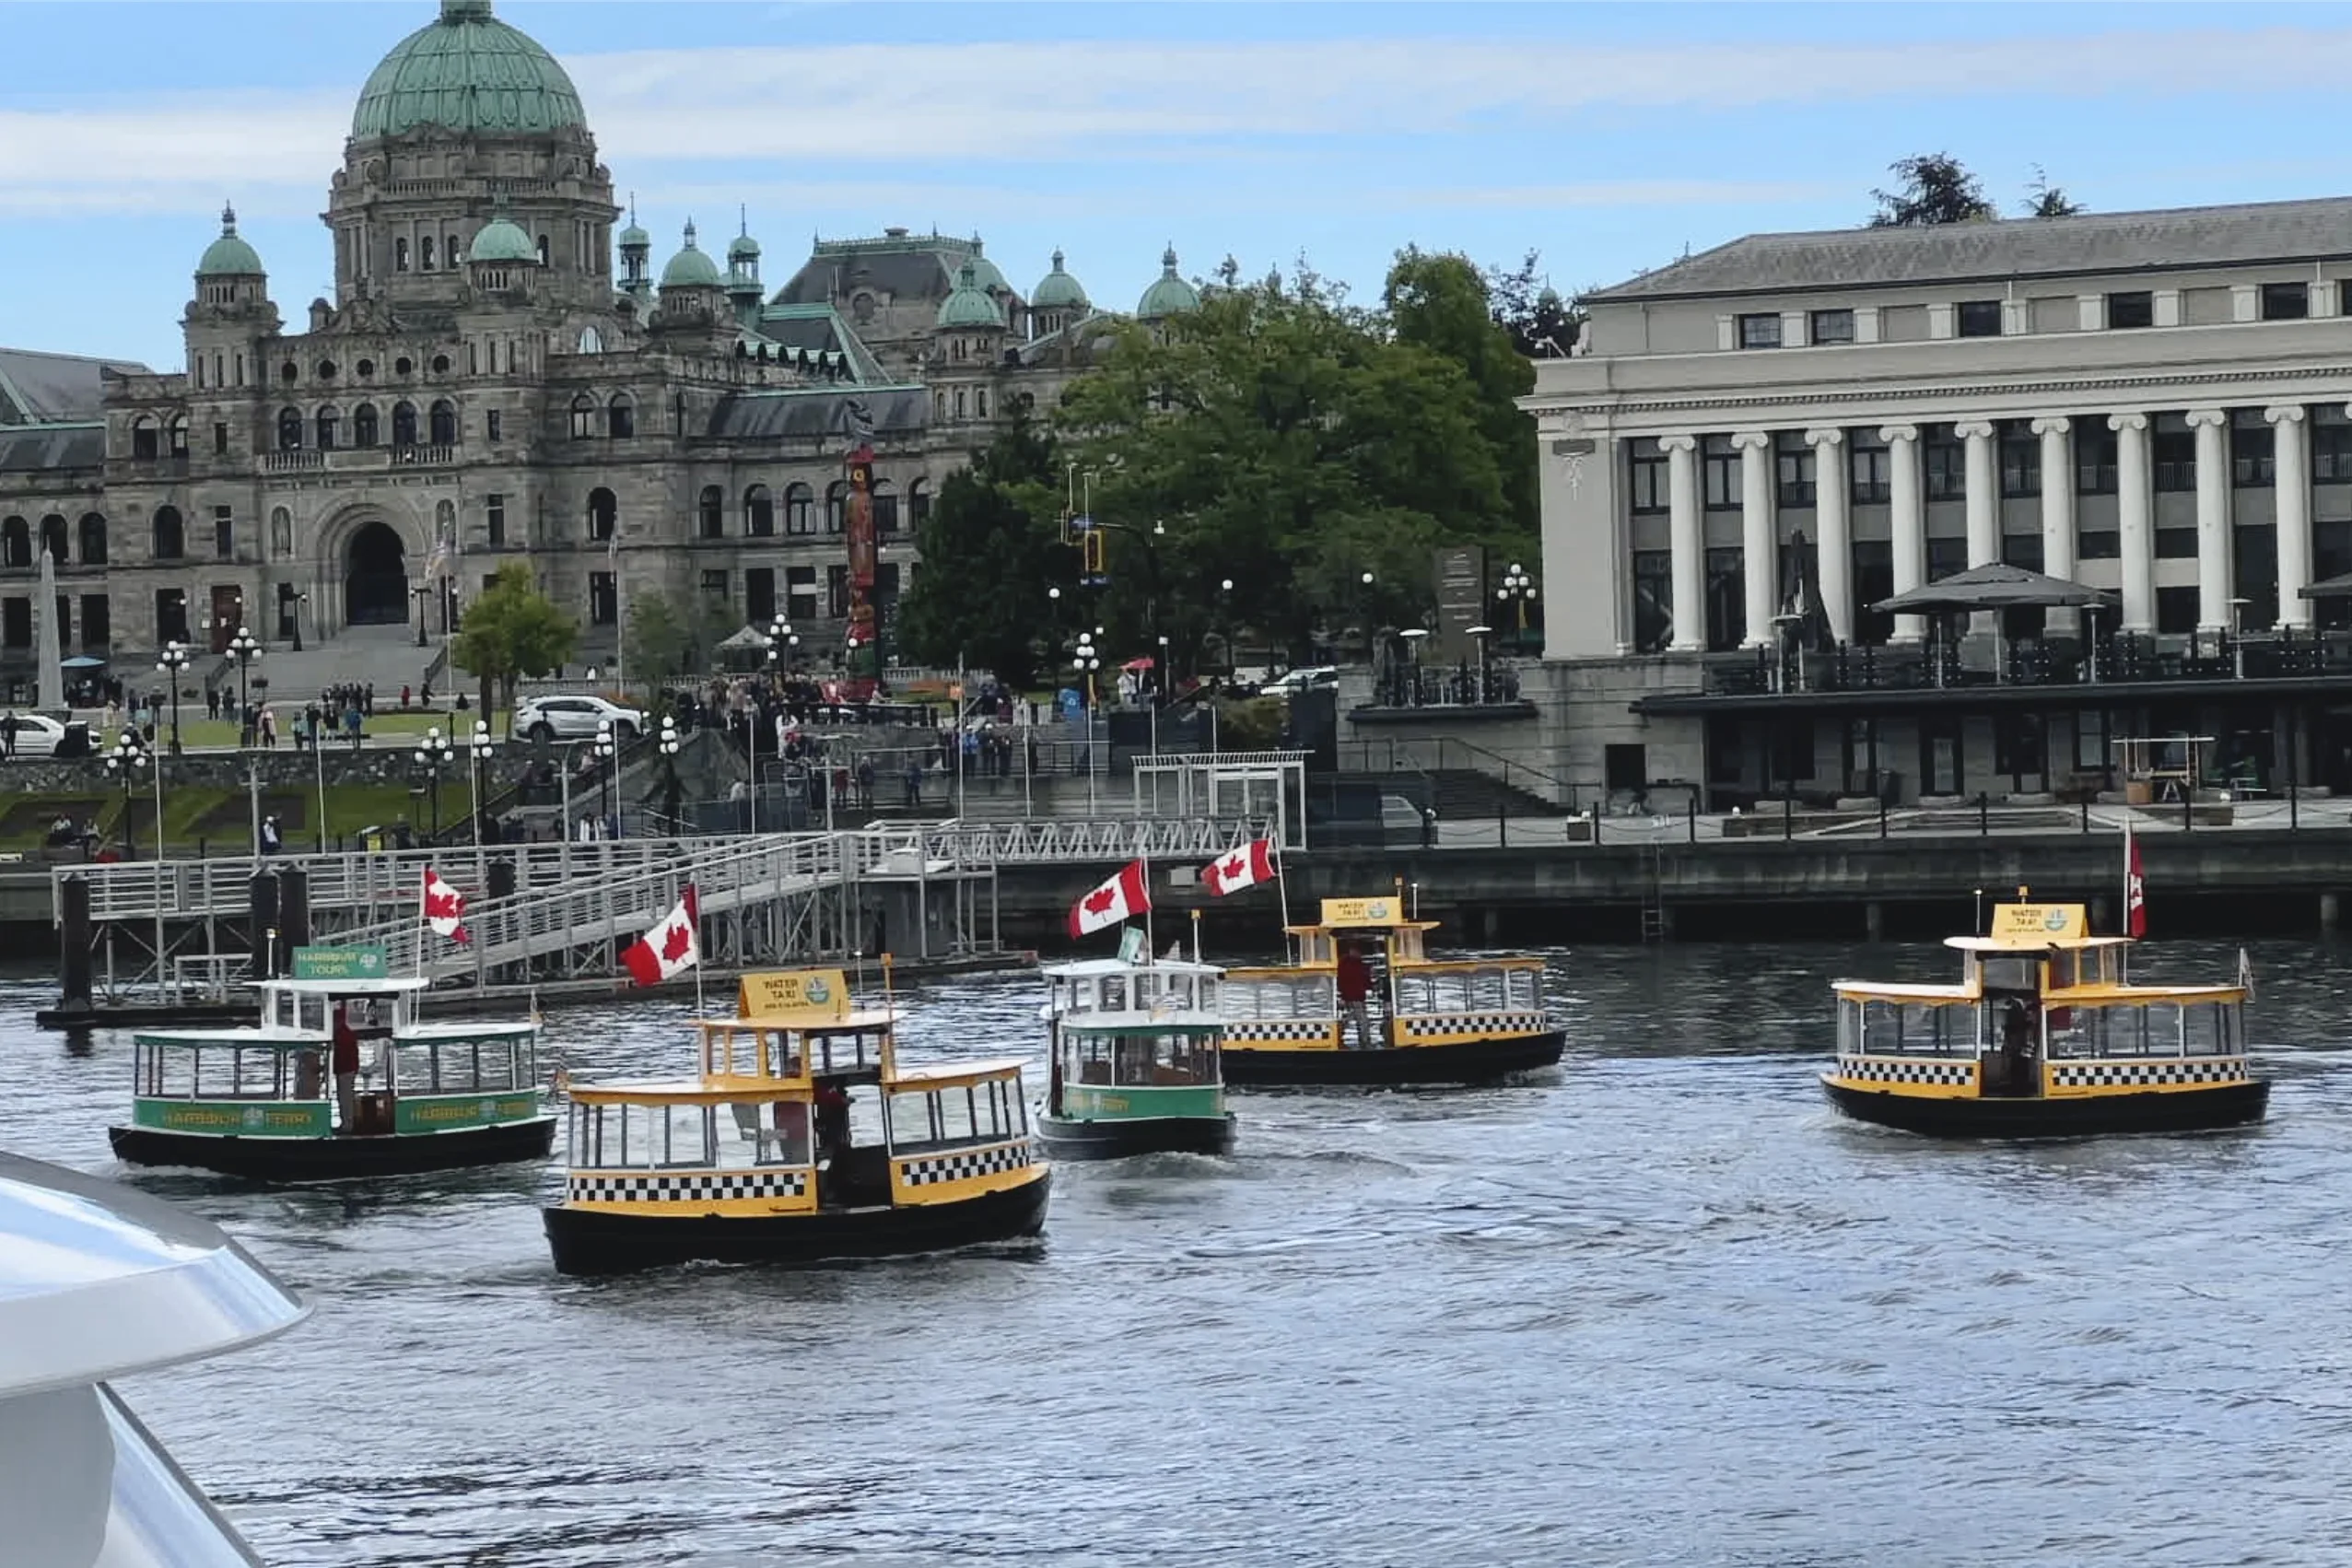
[10,938,2352,1565]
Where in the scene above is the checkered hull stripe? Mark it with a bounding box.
[1227,1021,1333,1043]
[1401,1012,1549,1040]
[567,1170,807,1204]
[2049,1057,2252,1089]
[898,1140,1035,1188]
[1835,1055,1977,1087]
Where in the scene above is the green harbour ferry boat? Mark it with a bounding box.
[1038,956,1235,1159]
[1825,891,2269,1139]
[108,944,553,1180]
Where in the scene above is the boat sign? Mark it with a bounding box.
[291,944,391,981]
[739,969,851,1019]
[1988,904,2087,943]
[1117,926,1148,964]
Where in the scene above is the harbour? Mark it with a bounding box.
[11,936,2352,1564]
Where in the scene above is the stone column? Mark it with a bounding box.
[2271,405,2311,629]
[1662,434,1703,652]
[2187,408,2232,633]
[1957,419,2001,639]
[1733,431,1775,648]
[1880,423,1926,642]
[1804,428,1852,645]
[2111,413,2155,634]
[2033,416,2076,634]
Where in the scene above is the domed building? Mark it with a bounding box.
[0,0,1187,696]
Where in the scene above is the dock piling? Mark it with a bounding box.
[59,874,92,1013]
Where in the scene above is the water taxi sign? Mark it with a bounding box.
[1988,904,2088,944]
[738,969,850,1019]
[1319,897,1410,928]
[290,944,390,981]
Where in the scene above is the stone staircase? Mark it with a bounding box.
[245,621,441,707]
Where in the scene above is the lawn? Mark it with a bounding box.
[4,781,476,855]
[84,708,510,751]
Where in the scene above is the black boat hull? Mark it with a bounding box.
[1223,1030,1564,1087]
[542,1171,1053,1276]
[1037,1111,1235,1160]
[1821,1078,2271,1139]
[108,1117,556,1180]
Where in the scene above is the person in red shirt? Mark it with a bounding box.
[1337,941,1375,1050]
[331,1003,361,1133]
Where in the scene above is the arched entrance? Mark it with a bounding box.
[345,522,408,626]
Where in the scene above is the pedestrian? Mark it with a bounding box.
[400,684,412,710]
[364,682,376,716]
[260,814,283,855]
[205,686,221,721]
[260,706,277,748]
[0,710,16,761]
[903,758,922,808]
[856,755,875,810]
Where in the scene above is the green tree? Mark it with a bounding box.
[895,415,1068,689]
[451,561,578,716]
[1869,153,1995,227]
[2022,166,2084,218]
[1484,250,1585,359]
[1053,265,1507,667]
[625,589,735,681]
[1386,246,1539,552]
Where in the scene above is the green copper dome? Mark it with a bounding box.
[196,204,264,277]
[352,1,587,141]
[661,220,723,287]
[1136,244,1200,319]
[1031,249,1087,310]
[963,237,1010,296]
[468,213,536,263]
[936,261,1004,329]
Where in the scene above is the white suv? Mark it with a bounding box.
[511,696,646,744]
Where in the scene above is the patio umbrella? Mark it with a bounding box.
[1869,562,2110,614]
[2298,571,2352,601]
[715,624,772,649]
[1121,656,1155,672]
[60,655,106,669]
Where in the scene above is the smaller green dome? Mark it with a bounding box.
[661,220,723,287]
[619,221,649,248]
[196,204,265,277]
[469,213,536,263]
[936,261,1004,330]
[1137,244,1199,319]
[963,236,1010,296]
[728,231,760,263]
[1031,249,1088,310]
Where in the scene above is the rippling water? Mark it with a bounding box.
[10,937,2352,1565]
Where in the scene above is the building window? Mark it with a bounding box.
[1704,546,1744,651]
[38,515,64,566]
[825,564,849,619]
[428,399,457,446]
[2155,527,2198,559]
[151,506,183,561]
[353,404,379,447]
[1848,439,1890,505]
[276,407,302,451]
[700,569,730,611]
[1737,313,1782,349]
[2108,291,2154,330]
[874,481,899,536]
[213,421,229,456]
[392,401,418,446]
[269,507,292,558]
[486,409,502,443]
[2314,421,2352,484]
[2153,427,2196,492]
[825,482,848,534]
[1999,532,2043,571]
[786,566,817,620]
[569,394,595,439]
[212,506,233,560]
[315,405,339,451]
[420,235,436,272]
[698,486,724,539]
[78,513,107,565]
[80,594,109,649]
[2260,282,2309,322]
[785,484,815,535]
[2232,422,2276,488]
[909,479,931,530]
[6,520,34,570]
[589,571,616,626]
[587,488,617,543]
[131,416,158,460]
[1851,540,1893,647]
[2076,424,2118,494]
[746,567,777,623]
[1956,300,2003,338]
[2078,528,2119,561]
[169,417,187,458]
[1810,309,1855,345]
[1923,427,1965,501]
[2156,585,2198,635]
[1632,550,1671,653]
[395,237,410,273]
[1627,443,1668,515]
[1,598,28,649]
[1774,442,1815,508]
[486,494,505,548]
[1998,427,2040,497]
[746,485,774,537]
[1701,436,1739,511]
[608,397,635,439]
[155,589,189,644]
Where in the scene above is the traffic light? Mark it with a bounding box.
[1082,526,1106,581]
[1062,509,1080,545]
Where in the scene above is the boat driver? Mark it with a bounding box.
[331,1003,361,1132]
[1338,940,1374,1050]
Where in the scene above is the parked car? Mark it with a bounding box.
[511,696,646,744]
[0,712,73,757]
[1261,666,1339,696]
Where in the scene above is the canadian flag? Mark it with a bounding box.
[1202,838,1276,897]
[622,885,701,986]
[421,866,470,943]
[1069,860,1151,939]
[2124,827,2147,939]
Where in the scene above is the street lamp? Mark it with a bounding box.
[1072,630,1101,710]
[291,591,308,652]
[104,730,150,860]
[155,641,191,756]
[413,725,453,839]
[658,714,683,829]
[412,582,431,648]
[226,626,261,743]
[1398,626,1429,707]
[1359,570,1376,665]
[593,719,616,837]
[1466,624,1494,703]
[766,615,800,669]
[1497,561,1538,652]
[467,719,494,848]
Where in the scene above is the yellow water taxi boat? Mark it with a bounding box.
[1219,895,1562,1086]
[543,967,1049,1274]
[1825,890,2267,1138]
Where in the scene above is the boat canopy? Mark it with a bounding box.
[259,977,432,996]
[1047,958,1223,1020]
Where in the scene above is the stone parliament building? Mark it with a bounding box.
[0,0,1199,685]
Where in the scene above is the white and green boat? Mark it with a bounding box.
[108,944,553,1181]
[1038,957,1235,1160]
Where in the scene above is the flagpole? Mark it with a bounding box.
[1272,834,1293,962]
[691,882,706,1017]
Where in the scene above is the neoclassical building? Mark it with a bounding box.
[0,0,1201,683]
[1521,200,2352,804]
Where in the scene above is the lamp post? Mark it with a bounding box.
[594,719,615,838]
[105,730,149,860]
[155,641,191,756]
[291,591,308,653]
[1466,624,1494,703]
[467,719,494,848]
[658,715,683,832]
[1072,632,1101,816]
[413,725,453,839]
[226,626,261,743]
[1497,561,1537,653]
[411,583,431,648]
[1398,626,1429,707]
[1358,570,1375,666]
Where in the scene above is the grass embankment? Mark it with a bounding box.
[89,709,509,750]
[1,783,475,854]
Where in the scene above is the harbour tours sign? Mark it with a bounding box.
[291,945,391,981]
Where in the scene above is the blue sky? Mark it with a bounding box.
[4,0,2348,368]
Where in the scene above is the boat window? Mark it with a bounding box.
[1223,976,1335,1020]
[474,1042,517,1092]
[1101,977,1130,1012]
[219,1047,288,1099]
[1196,977,1217,1012]
[2185,1001,2233,1057]
[1854,1000,1971,1056]
[810,1029,883,1076]
[393,1044,440,1092]
[887,1084,977,1152]
[720,1098,811,1168]
[1070,1032,1114,1084]
[1979,955,2038,992]
[580,1103,717,1169]
[762,1028,804,1079]
[1296,933,1333,965]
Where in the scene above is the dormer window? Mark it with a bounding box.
[2261,282,2310,321]
[1737,313,1782,349]
[1809,309,1855,345]
[1956,300,2003,338]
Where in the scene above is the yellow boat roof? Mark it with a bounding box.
[1291,895,1433,932]
[696,1007,900,1032]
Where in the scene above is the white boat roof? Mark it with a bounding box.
[1056,1008,1223,1031]
[133,1020,533,1047]
[260,977,432,995]
[1044,958,1224,978]
[0,1152,307,1400]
